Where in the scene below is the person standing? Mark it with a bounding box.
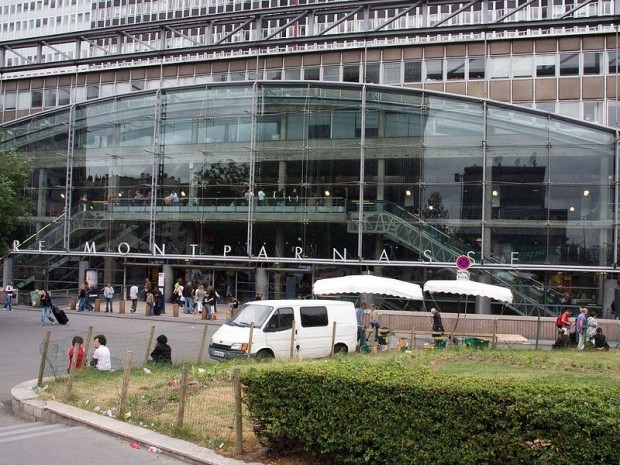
[103,283,114,312]
[575,306,588,351]
[129,283,139,313]
[146,289,154,316]
[91,334,111,371]
[559,308,572,335]
[39,289,55,326]
[182,280,193,314]
[4,281,14,311]
[430,308,445,333]
[194,284,206,316]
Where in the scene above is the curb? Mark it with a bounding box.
[11,379,262,465]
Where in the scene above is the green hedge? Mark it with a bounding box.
[241,354,620,465]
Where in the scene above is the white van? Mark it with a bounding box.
[208,299,358,360]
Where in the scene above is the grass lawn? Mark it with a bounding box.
[38,348,620,463]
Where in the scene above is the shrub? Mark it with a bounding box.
[241,353,620,465]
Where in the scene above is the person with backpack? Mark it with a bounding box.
[557,309,572,335]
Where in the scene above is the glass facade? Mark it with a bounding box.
[1,81,618,315]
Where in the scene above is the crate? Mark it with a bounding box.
[464,337,490,349]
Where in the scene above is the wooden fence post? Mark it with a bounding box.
[197,325,209,363]
[233,367,243,455]
[175,361,189,428]
[37,331,51,387]
[410,325,415,350]
[144,325,155,365]
[83,326,94,367]
[330,321,337,356]
[66,341,82,397]
[246,323,254,359]
[119,351,134,418]
[289,319,296,359]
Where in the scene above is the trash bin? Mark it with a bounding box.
[464,337,490,349]
[434,337,447,349]
[30,290,41,307]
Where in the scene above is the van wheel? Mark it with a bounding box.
[255,349,274,360]
[334,343,348,354]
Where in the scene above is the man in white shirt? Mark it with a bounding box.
[129,284,139,313]
[91,335,111,371]
[103,283,114,312]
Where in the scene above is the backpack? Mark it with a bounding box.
[555,314,563,328]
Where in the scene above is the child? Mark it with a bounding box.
[68,336,84,373]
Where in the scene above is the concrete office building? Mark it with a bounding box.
[0,0,619,315]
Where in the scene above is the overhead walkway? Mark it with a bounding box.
[347,201,558,317]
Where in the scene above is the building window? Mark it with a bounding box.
[608,50,619,74]
[583,52,602,75]
[3,92,17,110]
[365,63,380,83]
[426,60,443,81]
[446,58,465,80]
[304,67,320,80]
[513,56,533,77]
[86,85,99,100]
[559,53,579,76]
[536,54,556,77]
[404,61,422,82]
[44,89,57,107]
[383,62,401,84]
[468,57,485,79]
[490,56,510,78]
[58,87,70,105]
[342,65,359,83]
[31,90,43,108]
[322,65,340,82]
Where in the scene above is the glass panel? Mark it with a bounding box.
[559,53,579,76]
[426,60,443,81]
[383,62,401,84]
[491,57,510,79]
[446,58,465,80]
[513,56,533,77]
[342,65,359,83]
[536,54,556,77]
[323,65,340,81]
[404,61,422,82]
[468,57,485,79]
[583,52,602,75]
[365,63,380,83]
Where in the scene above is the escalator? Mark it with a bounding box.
[347,201,559,316]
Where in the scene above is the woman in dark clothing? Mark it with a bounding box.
[593,327,610,351]
[150,334,172,363]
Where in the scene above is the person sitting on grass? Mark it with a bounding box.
[593,327,610,351]
[150,334,172,363]
[90,334,111,371]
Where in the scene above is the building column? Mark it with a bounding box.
[3,257,13,288]
[163,264,174,307]
[78,260,90,286]
[255,267,268,299]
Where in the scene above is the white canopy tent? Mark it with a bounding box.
[313,275,424,300]
[423,280,513,303]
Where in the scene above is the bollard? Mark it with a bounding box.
[144,302,150,316]
[94,299,101,312]
[70,297,77,310]
[172,303,179,317]
[119,300,126,314]
[201,308,207,320]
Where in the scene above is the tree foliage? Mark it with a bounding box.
[0,147,33,253]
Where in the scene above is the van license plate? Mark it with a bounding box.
[211,350,225,358]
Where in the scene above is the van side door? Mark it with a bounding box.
[262,307,294,358]
[296,305,330,358]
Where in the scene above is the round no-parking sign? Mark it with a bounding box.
[456,255,471,270]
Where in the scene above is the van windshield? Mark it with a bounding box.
[228,304,273,328]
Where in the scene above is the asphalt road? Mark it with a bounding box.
[0,304,220,465]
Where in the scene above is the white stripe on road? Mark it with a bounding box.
[0,423,79,444]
